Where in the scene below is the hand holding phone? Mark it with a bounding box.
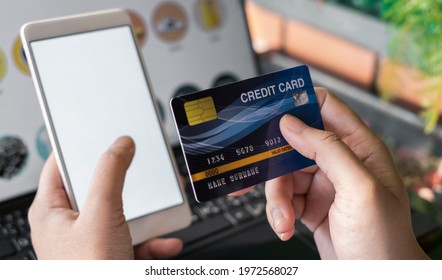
[29,137,184,259]
[21,9,191,245]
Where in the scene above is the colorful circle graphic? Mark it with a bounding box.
[152,2,189,43]
[195,0,225,31]
[36,125,51,160]
[0,136,28,180]
[13,36,29,75]
[174,84,200,98]
[128,10,148,47]
[213,73,238,87]
[0,48,7,83]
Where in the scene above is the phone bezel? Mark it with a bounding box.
[21,8,192,245]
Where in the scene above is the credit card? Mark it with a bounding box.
[171,65,323,202]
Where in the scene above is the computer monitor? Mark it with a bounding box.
[0,0,258,203]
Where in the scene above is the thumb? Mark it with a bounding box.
[280,114,376,196]
[82,136,135,217]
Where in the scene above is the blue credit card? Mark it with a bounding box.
[170,65,323,202]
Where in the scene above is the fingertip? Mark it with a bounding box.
[278,227,295,241]
[280,114,305,134]
[135,238,183,259]
[101,136,136,171]
[110,136,135,154]
[153,238,184,259]
[271,207,293,234]
[265,176,296,236]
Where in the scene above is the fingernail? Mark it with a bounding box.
[278,232,293,241]
[111,136,135,151]
[272,208,285,230]
[280,114,305,134]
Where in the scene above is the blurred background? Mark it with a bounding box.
[247,0,442,258]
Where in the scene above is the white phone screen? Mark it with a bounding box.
[30,25,184,220]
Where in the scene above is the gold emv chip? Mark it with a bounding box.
[184,97,217,126]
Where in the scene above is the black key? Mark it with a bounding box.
[238,195,249,204]
[245,188,264,200]
[191,213,199,223]
[0,226,8,238]
[0,240,17,259]
[16,217,26,227]
[15,237,30,248]
[208,204,221,215]
[13,210,23,217]
[227,208,253,224]
[204,201,222,215]
[225,196,242,208]
[28,250,37,260]
[245,201,266,217]
[3,214,14,223]
[4,223,18,236]
[214,197,229,211]
[194,201,222,218]
[193,206,211,219]
[170,215,232,244]
[16,218,28,234]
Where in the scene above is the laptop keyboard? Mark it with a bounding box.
[0,208,36,260]
[170,182,266,246]
[0,186,267,260]
[0,148,268,260]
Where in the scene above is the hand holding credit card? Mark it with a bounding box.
[171,65,324,202]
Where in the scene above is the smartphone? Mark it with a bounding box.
[20,9,191,245]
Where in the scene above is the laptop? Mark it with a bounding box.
[0,0,320,260]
